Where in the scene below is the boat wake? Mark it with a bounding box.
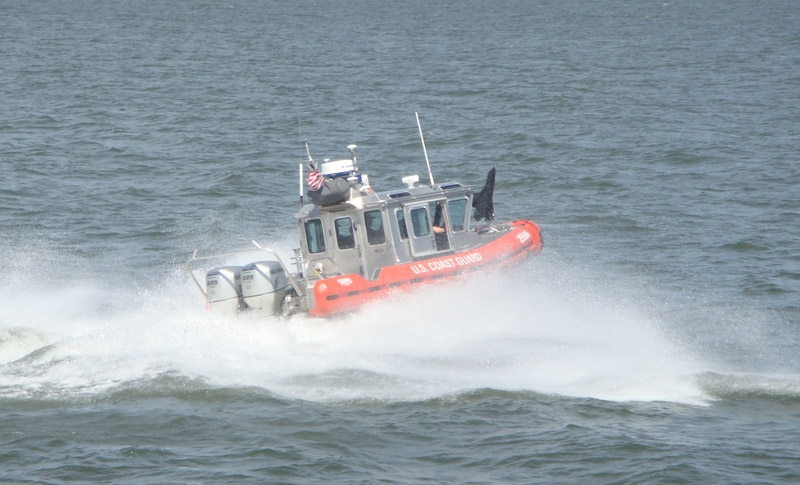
[1,254,798,406]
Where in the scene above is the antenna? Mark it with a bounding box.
[347,144,358,170]
[298,163,304,207]
[297,119,305,164]
[298,120,306,207]
[415,112,435,186]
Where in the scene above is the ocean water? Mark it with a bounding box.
[2,0,799,482]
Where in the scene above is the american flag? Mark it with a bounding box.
[307,169,324,191]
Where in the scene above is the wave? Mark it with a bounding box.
[1,247,796,407]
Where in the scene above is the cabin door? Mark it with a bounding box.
[403,203,437,257]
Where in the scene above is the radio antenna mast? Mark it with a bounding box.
[297,120,305,207]
[415,112,435,186]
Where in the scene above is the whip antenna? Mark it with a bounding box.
[298,162,304,207]
[415,112,435,186]
[297,120,305,207]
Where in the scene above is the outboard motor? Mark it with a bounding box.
[205,266,243,314]
[241,261,290,316]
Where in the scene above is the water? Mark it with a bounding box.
[2,0,799,482]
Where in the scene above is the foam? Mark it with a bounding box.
[4,236,799,405]
[0,249,716,405]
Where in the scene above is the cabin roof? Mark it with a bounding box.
[295,180,472,219]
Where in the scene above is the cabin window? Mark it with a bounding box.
[304,219,326,254]
[409,207,430,237]
[364,210,386,245]
[334,217,355,250]
[396,209,408,240]
[447,198,468,232]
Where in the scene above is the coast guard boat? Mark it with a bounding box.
[186,114,542,318]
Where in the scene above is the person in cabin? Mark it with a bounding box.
[365,210,386,245]
[432,202,450,251]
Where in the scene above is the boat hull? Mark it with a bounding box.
[309,219,542,317]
